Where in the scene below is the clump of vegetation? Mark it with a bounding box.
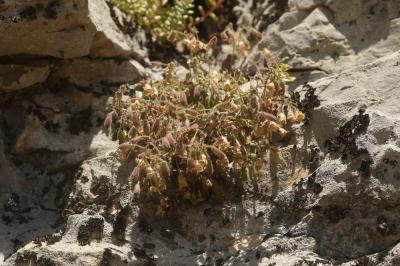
[104,29,304,216]
[110,0,223,41]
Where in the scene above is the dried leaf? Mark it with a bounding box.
[129,166,141,182]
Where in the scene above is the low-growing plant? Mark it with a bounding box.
[104,31,304,216]
[110,0,223,42]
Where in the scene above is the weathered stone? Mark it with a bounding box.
[297,51,400,259]
[55,58,146,87]
[26,52,398,266]
[239,0,400,86]
[2,1,400,265]
[0,0,143,59]
[0,64,49,92]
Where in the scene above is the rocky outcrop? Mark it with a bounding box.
[2,1,400,265]
[3,52,400,266]
[0,1,147,262]
[0,0,147,92]
[0,0,143,59]
[55,58,147,87]
[0,80,118,261]
[237,0,400,86]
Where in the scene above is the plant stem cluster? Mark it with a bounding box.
[105,32,304,216]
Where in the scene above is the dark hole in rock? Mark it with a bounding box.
[133,247,153,261]
[359,159,373,178]
[307,172,323,194]
[377,216,397,236]
[215,257,225,266]
[138,219,153,234]
[44,0,60,20]
[77,217,104,246]
[15,251,37,265]
[90,175,113,204]
[20,6,37,20]
[68,107,93,135]
[325,108,370,159]
[198,234,206,242]
[112,206,131,244]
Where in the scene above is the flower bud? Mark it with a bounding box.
[262,48,273,58]
[133,183,141,198]
[161,137,171,149]
[129,166,141,182]
[159,160,171,178]
[259,112,277,122]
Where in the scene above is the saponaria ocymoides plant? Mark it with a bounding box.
[104,28,304,217]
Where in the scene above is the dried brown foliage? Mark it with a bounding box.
[105,30,304,216]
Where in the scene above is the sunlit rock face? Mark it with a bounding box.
[236,0,400,87]
[0,0,147,93]
[1,1,400,265]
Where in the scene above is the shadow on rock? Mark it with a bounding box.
[0,78,117,261]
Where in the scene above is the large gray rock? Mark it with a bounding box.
[234,0,288,32]
[2,1,400,265]
[0,58,146,92]
[0,0,148,92]
[55,58,146,87]
[0,0,144,59]
[225,52,400,265]
[239,0,400,86]
[0,80,120,263]
[289,51,400,261]
[3,52,400,265]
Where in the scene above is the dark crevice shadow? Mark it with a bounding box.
[269,149,280,198]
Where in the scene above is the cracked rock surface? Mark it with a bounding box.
[1,0,400,265]
[0,0,147,93]
[236,0,400,87]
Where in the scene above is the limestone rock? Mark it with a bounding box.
[55,58,146,87]
[0,0,148,91]
[3,52,400,265]
[2,1,400,265]
[234,0,288,31]
[295,51,400,259]
[0,0,143,59]
[240,0,400,86]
